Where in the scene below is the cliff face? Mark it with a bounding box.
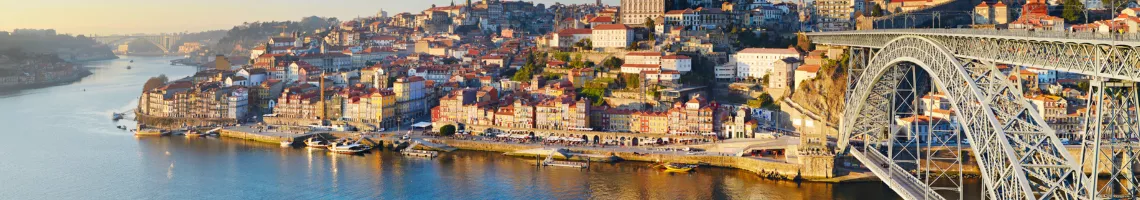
[789,55,848,125]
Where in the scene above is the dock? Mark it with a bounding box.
[539,149,589,168]
[401,149,439,158]
[218,126,320,144]
[134,129,168,136]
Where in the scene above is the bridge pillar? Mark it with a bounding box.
[1080,79,1140,199]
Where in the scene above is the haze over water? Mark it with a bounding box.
[0,56,908,199]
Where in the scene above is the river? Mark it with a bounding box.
[0,56,935,199]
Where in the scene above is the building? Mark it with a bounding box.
[894,116,952,142]
[631,111,669,134]
[660,54,692,73]
[814,0,855,31]
[770,57,800,91]
[625,51,663,65]
[731,48,801,80]
[621,0,666,25]
[591,24,634,49]
[551,28,593,49]
[667,95,716,135]
[139,81,250,121]
[794,64,820,89]
[534,95,591,130]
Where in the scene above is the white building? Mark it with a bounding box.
[621,64,661,74]
[551,29,593,49]
[715,62,736,81]
[793,64,819,89]
[591,24,634,49]
[731,48,800,79]
[625,51,662,65]
[661,54,692,73]
[643,70,681,82]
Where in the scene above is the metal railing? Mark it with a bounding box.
[809,28,1140,44]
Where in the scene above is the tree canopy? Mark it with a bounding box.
[142,74,169,92]
[439,124,456,136]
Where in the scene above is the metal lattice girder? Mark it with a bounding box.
[807,30,1140,82]
[838,35,1092,200]
[1079,80,1140,199]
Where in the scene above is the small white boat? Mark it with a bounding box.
[280,140,292,147]
[305,137,328,148]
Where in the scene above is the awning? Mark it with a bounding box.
[411,122,432,128]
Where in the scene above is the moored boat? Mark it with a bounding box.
[327,140,370,154]
[280,140,293,147]
[662,162,697,173]
[305,137,328,148]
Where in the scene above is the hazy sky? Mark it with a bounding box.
[0,0,619,35]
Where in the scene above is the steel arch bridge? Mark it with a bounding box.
[91,35,182,54]
[808,29,1140,200]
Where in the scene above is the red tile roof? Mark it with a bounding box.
[593,24,631,30]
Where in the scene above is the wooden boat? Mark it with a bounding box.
[662,162,697,173]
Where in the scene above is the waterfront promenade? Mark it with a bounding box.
[212,123,844,181]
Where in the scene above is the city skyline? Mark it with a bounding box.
[0,0,617,35]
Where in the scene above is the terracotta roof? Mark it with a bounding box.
[796,65,821,73]
[589,16,613,23]
[738,47,799,55]
[593,24,631,30]
[622,64,660,68]
[627,51,662,56]
[557,28,593,35]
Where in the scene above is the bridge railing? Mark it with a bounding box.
[810,28,1140,43]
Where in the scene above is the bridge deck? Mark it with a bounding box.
[851,149,945,200]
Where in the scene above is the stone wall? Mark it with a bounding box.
[136,114,236,129]
[263,117,321,126]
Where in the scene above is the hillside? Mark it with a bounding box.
[789,53,848,125]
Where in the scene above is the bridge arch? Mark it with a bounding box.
[839,35,1090,199]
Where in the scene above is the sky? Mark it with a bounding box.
[0,0,619,35]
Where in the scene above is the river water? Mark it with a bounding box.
[0,56,930,199]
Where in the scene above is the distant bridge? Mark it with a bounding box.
[91,34,182,54]
[809,29,1140,200]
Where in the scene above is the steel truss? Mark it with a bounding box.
[809,31,1140,82]
[1079,80,1140,199]
[838,36,1092,200]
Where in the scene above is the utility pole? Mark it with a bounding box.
[319,72,327,125]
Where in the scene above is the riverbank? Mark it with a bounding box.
[211,127,852,182]
[0,68,92,92]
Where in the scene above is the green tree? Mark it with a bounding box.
[602,57,624,69]
[746,93,778,109]
[1061,0,1085,23]
[580,81,609,106]
[623,74,641,90]
[570,54,585,68]
[554,52,571,62]
[513,67,533,81]
[644,18,655,28]
[871,5,884,17]
[439,124,456,136]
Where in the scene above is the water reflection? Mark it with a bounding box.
[0,56,958,199]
